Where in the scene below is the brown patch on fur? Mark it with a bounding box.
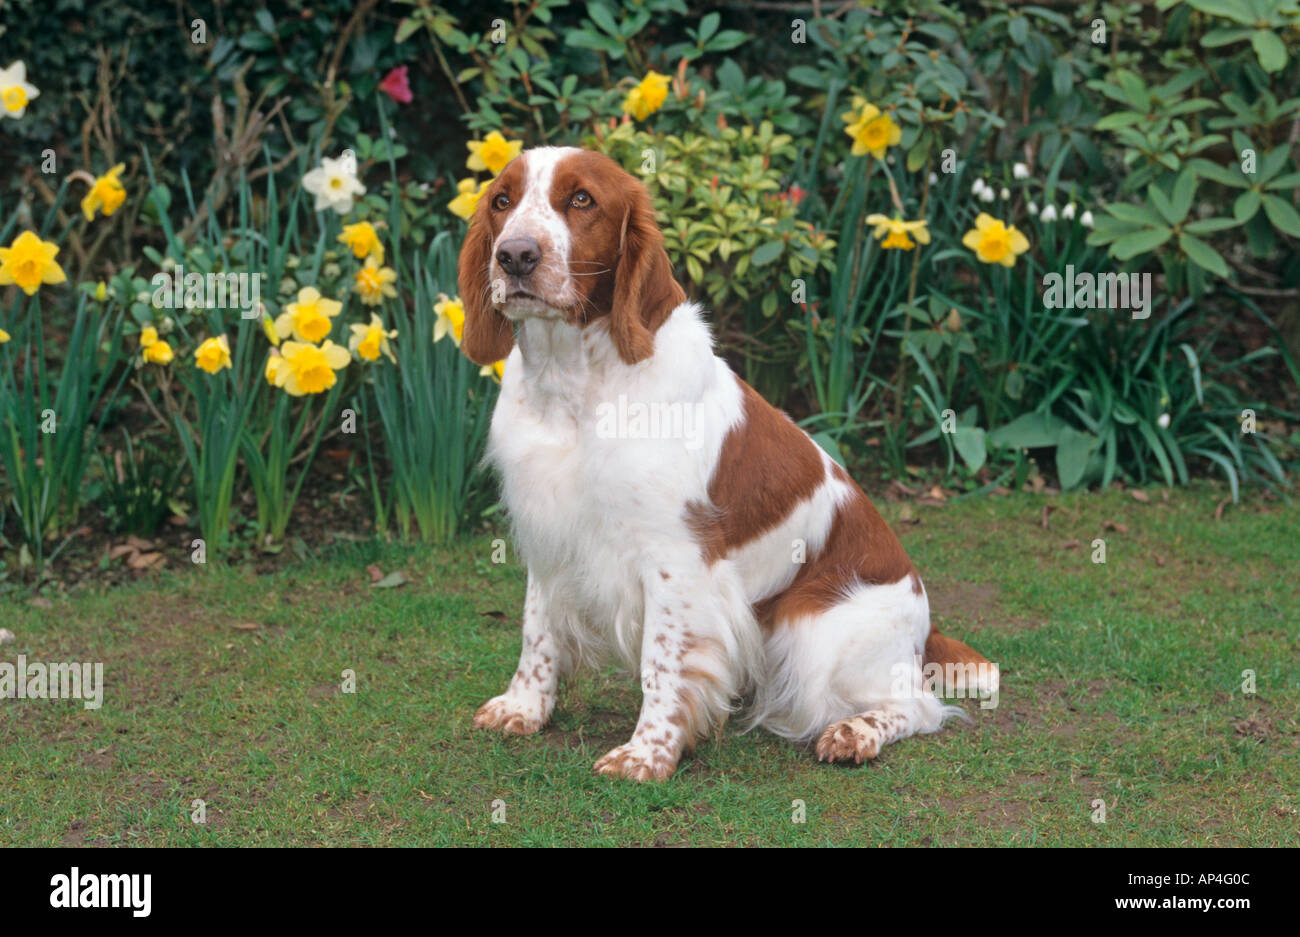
[547,151,684,364]
[755,469,917,627]
[685,377,824,564]
[457,158,525,365]
[923,631,992,670]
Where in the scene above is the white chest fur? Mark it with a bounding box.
[486,304,743,653]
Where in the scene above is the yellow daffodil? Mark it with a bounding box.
[448,178,489,221]
[194,335,232,374]
[433,293,465,346]
[275,340,351,396]
[262,314,280,346]
[0,61,39,119]
[274,286,342,343]
[865,214,930,250]
[81,164,127,221]
[962,213,1030,267]
[623,71,670,121]
[480,359,505,382]
[349,314,398,363]
[138,326,174,365]
[466,130,522,175]
[0,230,67,295]
[264,349,284,385]
[143,340,173,365]
[842,97,901,160]
[338,221,384,263]
[0,327,10,343]
[354,256,397,306]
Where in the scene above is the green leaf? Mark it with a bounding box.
[953,426,987,472]
[1112,226,1173,260]
[587,2,620,37]
[987,411,1070,450]
[1262,194,1300,237]
[1179,233,1229,277]
[751,240,785,266]
[1170,170,1196,222]
[1234,188,1262,222]
[1056,428,1099,490]
[1251,29,1286,73]
[697,11,720,43]
[1008,14,1028,44]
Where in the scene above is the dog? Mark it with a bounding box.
[457,146,996,780]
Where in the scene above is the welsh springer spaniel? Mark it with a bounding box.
[458,146,997,781]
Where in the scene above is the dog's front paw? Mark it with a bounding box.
[473,695,545,735]
[593,741,678,782]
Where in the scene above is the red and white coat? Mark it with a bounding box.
[458,146,996,781]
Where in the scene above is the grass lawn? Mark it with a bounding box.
[1,485,1295,846]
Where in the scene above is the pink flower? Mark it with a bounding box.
[379,66,412,104]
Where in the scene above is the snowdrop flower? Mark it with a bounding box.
[929,172,939,185]
[1040,204,1058,222]
[1157,413,1171,429]
[980,186,995,203]
[302,155,366,214]
[1062,202,1076,220]
[1000,187,1010,200]
[971,178,987,197]
[1013,162,1030,180]
[1028,201,1038,215]
[1080,210,1094,228]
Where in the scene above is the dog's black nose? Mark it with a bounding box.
[496,237,541,277]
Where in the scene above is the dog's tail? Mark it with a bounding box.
[923,628,1000,698]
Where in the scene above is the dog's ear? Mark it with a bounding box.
[458,196,514,366]
[610,179,685,366]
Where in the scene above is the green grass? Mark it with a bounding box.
[1,485,1296,846]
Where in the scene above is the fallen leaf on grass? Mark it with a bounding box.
[371,571,408,589]
[1214,499,1229,521]
[1130,489,1151,503]
[1102,520,1129,533]
[480,610,510,621]
[1040,505,1056,529]
[366,564,384,583]
[1061,539,1081,550]
[230,622,261,631]
[127,552,165,570]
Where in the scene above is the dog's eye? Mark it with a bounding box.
[492,193,510,211]
[570,190,594,209]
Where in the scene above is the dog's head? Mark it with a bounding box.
[457,146,684,366]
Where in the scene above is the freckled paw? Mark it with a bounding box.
[593,743,676,782]
[473,696,544,735]
[815,718,881,765]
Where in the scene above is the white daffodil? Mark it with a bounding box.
[0,61,40,119]
[1013,162,1030,180]
[1080,210,1094,228]
[1062,202,1076,220]
[302,155,366,214]
[1040,204,1058,222]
